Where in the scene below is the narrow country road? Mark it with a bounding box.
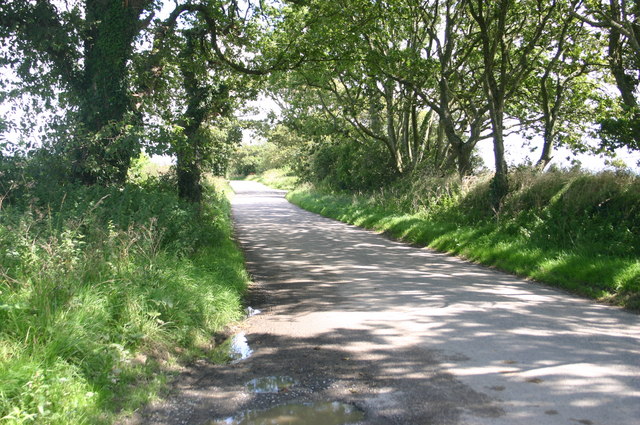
[132,180,640,425]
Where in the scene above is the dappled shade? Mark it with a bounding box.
[137,181,640,425]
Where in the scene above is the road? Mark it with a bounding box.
[132,180,640,425]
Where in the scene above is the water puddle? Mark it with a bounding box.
[211,333,253,364]
[245,376,297,393]
[245,306,261,317]
[209,401,364,425]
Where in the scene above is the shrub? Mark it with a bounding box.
[0,169,248,423]
[310,140,398,191]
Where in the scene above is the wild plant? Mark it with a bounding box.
[0,177,248,423]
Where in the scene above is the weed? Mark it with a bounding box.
[0,176,249,423]
[244,168,299,191]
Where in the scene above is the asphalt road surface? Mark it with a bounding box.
[129,180,640,425]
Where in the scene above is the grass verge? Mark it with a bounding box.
[242,168,299,191]
[287,170,640,311]
[0,176,249,424]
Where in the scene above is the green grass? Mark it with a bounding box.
[0,176,249,424]
[287,169,640,311]
[242,168,299,191]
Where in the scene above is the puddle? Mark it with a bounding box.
[245,376,297,393]
[209,401,364,425]
[245,307,261,317]
[211,333,253,364]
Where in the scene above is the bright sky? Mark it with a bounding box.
[477,134,640,173]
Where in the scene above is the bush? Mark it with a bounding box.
[0,166,248,423]
[229,141,302,178]
[310,140,398,191]
[228,144,263,176]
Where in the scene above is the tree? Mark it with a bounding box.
[270,0,455,178]
[572,0,640,150]
[409,0,491,176]
[303,0,492,177]
[295,70,439,175]
[0,0,156,184]
[1,0,307,190]
[141,25,248,202]
[510,4,607,169]
[468,0,559,207]
[175,30,232,202]
[140,1,307,201]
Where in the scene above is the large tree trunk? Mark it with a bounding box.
[485,69,509,209]
[174,30,220,203]
[536,66,563,170]
[176,147,203,204]
[72,0,149,185]
[453,141,474,177]
[440,115,474,177]
[438,71,478,177]
[536,137,553,170]
[537,98,560,170]
[536,86,555,170]
[384,81,403,173]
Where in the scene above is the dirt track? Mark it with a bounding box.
[128,180,640,425]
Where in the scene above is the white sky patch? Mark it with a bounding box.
[476,134,640,173]
[150,153,174,165]
[236,95,281,145]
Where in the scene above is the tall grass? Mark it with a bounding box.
[287,168,640,310]
[0,175,249,424]
[243,168,299,191]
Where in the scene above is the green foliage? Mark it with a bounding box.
[245,168,299,191]
[229,144,264,176]
[310,139,398,191]
[127,152,156,184]
[209,124,243,176]
[0,0,156,184]
[599,109,640,152]
[259,130,307,173]
[0,169,249,423]
[288,168,640,310]
[228,138,298,177]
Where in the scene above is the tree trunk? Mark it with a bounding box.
[71,0,149,185]
[609,31,638,108]
[536,138,553,170]
[469,0,511,211]
[440,115,474,176]
[536,91,555,170]
[608,0,638,109]
[384,81,402,173]
[489,101,509,210]
[454,142,474,177]
[176,148,203,203]
[437,70,478,177]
